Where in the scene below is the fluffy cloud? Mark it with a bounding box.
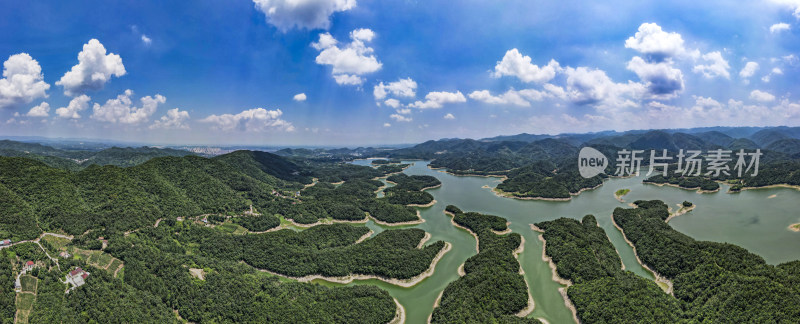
[55,95,91,119]
[492,48,560,83]
[373,78,417,100]
[626,56,684,97]
[692,51,730,79]
[395,108,411,115]
[293,93,307,101]
[150,108,190,130]
[384,98,400,108]
[312,29,381,86]
[201,108,294,132]
[389,114,412,122]
[91,90,165,124]
[27,102,50,117]
[141,34,152,45]
[625,23,690,61]
[443,113,455,120]
[770,23,791,33]
[750,90,776,102]
[563,67,644,106]
[253,0,356,31]
[739,61,759,78]
[408,91,466,109]
[0,53,50,108]
[56,39,126,96]
[383,123,391,127]
[769,0,800,18]
[468,89,550,107]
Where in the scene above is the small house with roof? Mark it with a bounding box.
[66,267,89,289]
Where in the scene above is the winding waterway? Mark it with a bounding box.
[313,160,800,324]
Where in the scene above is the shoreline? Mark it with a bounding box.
[614,189,630,203]
[643,181,720,194]
[417,232,432,249]
[665,204,696,223]
[444,211,480,252]
[493,182,604,202]
[492,222,512,235]
[610,214,674,296]
[734,183,800,192]
[388,297,406,324]
[427,290,445,324]
[513,236,535,318]
[368,211,426,226]
[789,223,800,232]
[408,199,437,208]
[530,224,578,323]
[257,241,452,288]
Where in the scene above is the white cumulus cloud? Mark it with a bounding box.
[625,23,690,61]
[739,61,759,78]
[293,93,307,101]
[150,108,190,130]
[55,95,91,119]
[384,98,400,108]
[312,29,381,85]
[468,89,549,107]
[564,67,644,106]
[0,53,50,108]
[141,34,152,45]
[253,0,356,31]
[91,90,165,124]
[693,51,730,79]
[389,114,412,122]
[56,39,126,96]
[770,23,791,33]
[408,91,466,109]
[626,56,684,97]
[201,108,294,132]
[444,113,455,120]
[750,90,776,102]
[373,78,417,100]
[492,48,560,83]
[27,102,50,117]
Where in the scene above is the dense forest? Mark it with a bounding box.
[0,252,14,323]
[535,215,682,323]
[643,169,720,192]
[0,139,195,170]
[612,200,800,322]
[430,205,539,324]
[0,150,429,241]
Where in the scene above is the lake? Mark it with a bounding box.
[314,160,800,324]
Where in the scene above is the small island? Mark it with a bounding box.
[790,223,800,232]
[614,189,630,202]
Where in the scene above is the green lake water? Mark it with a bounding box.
[314,160,800,324]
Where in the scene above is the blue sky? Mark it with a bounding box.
[1,0,799,146]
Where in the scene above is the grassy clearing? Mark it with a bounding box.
[16,293,35,311]
[20,275,36,293]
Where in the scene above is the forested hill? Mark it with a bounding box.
[0,139,195,170]
[0,150,309,240]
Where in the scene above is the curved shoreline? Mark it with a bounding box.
[257,241,452,288]
[408,199,437,208]
[643,181,720,194]
[493,182,604,202]
[417,232,432,249]
[735,183,800,192]
[513,236,535,318]
[388,297,406,324]
[610,214,674,295]
[368,211,426,226]
[665,204,696,223]
[530,224,578,323]
[444,211,480,252]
